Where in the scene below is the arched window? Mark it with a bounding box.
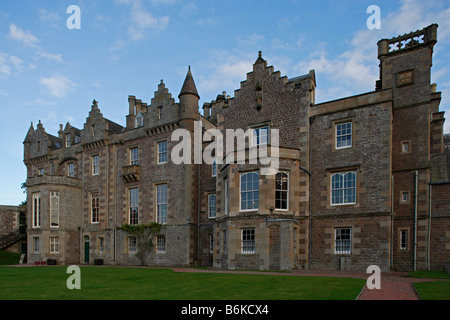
[240,172,259,211]
[331,172,356,205]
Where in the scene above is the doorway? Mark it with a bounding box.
[84,236,90,264]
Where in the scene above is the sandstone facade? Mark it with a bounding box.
[23,24,449,271]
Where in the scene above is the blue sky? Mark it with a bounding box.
[0,0,449,205]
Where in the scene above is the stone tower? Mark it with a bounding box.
[378,24,445,271]
[178,66,200,126]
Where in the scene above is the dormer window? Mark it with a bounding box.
[65,134,71,147]
[135,112,144,128]
[92,124,96,136]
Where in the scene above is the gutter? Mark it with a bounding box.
[414,171,418,271]
[427,183,432,271]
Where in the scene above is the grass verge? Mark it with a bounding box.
[409,271,450,300]
[0,266,365,300]
[413,282,450,300]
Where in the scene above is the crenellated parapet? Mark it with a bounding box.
[378,24,438,58]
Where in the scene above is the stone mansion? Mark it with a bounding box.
[23,24,449,272]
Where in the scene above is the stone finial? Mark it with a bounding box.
[255,50,265,64]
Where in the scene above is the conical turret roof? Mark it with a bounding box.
[179,66,199,99]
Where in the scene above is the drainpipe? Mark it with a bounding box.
[298,165,312,270]
[390,175,394,271]
[113,145,118,262]
[427,183,432,271]
[307,116,315,269]
[197,162,201,267]
[414,171,418,271]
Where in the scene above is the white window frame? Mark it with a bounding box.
[224,178,229,216]
[130,147,139,166]
[129,188,139,225]
[212,158,217,177]
[240,172,259,212]
[32,192,41,228]
[156,184,168,224]
[156,235,166,253]
[65,133,71,148]
[33,237,40,254]
[208,194,216,219]
[50,237,59,254]
[91,192,100,224]
[68,163,75,177]
[275,171,289,211]
[335,122,352,149]
[335,227,351,255]
[128,236,137,253]
[157,141,168,164]
[92,155,100,175]
[241,228,255,254]
[251,126,269,147]
[98,237,104,253]
[50,191,59,228]
[331,171,356,206]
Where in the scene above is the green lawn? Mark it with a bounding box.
[408,270,450,279]
[414,281,450,300]
[409,271,450,300]
[0,266,365,300]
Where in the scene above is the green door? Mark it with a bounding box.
[84,239,89,263]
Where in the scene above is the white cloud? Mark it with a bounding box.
[39,74,77,98]
[293,0,450,103]
[0,53,25,77]
[38,52,63,63]
[117,0,170,41]
[196,18,213,26]
[38,8,61,24]
[149,0,180,5]
[196,51,254,101]
[8,24,40,47]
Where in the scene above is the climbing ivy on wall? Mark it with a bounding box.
[119,223,164,265]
